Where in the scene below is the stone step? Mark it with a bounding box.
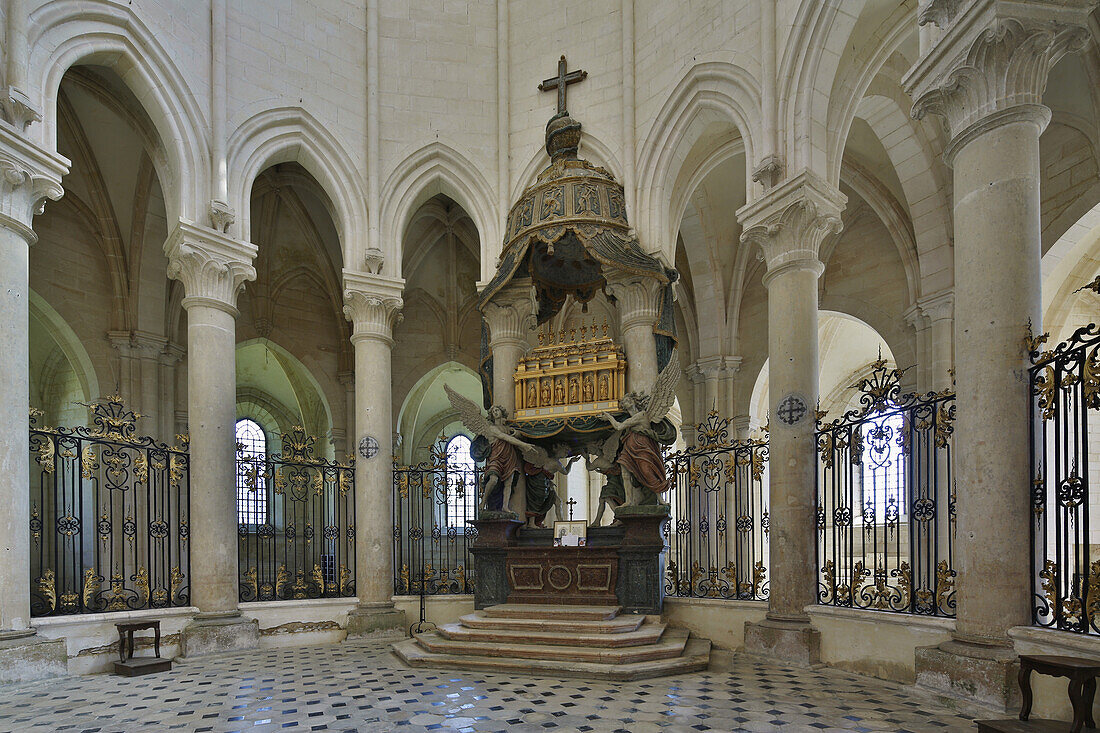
[481,604,621,621]
[439,619,666,647]
[458,610,644,635]
[392,635,712,682]
[414,627,689,664]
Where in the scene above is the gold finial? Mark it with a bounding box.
[538,328,545,346]
[602,318,608,338]
[570,327,577,342]
[559,325,566,343]
[580,320,587,341]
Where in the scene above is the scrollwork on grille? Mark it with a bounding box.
[815,360,956,618]
[664,413,770,602]
[29,398,190,617]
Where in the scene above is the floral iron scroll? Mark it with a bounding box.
[1029,321,1100,634]
[29,397,190,616]
[815,359,957,618]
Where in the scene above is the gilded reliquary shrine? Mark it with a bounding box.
[513,322,626,422]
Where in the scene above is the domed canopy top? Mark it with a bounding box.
[480,111,673,325]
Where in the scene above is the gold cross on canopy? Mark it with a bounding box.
[538,55,587,115]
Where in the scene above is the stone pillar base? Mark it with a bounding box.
[743,618,821,667]
[345,606,406,640]
[915,640,1020,711]
[179,612,259,658]
[0,630,67,683]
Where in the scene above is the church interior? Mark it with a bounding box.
[1,0,1100,731]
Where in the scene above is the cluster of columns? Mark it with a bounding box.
[721,0,1094,709]
[900,0,1094,707]
[0,138,407,675]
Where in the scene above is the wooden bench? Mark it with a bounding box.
[113,620,171,676]
[1017,654,1100,733]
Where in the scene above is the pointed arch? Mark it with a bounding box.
[636,62,761,261]
[29,289,101,410]
[381,142,498,282]
[29,0,210,226]
[227,106,366,269]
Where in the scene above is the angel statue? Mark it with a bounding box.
[445,385,532,515]
[444,386,576,519]
[596,359,680,508]
[520,443,581,528]
[584,430,624,527]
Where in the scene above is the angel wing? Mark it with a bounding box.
[644,358,681,423]
[444,384,494,438]
[517,442,551,469]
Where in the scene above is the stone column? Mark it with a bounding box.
[903,0,1092,709]
[695,356,723,415]
[159,343,185,444]
[919,290,955,392]
[0,124,68,682]
[606,275,662,392]
[164,220,260,656]
[343,272,406,637]
[107,331,168,438]
[337,370,355,461]
[731,415,752,442]
[903,305,931,393]
[738,171,844,666]
[481,280,533,413]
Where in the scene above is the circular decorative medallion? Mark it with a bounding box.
[547,565,573,590]
[776,393,808,426]
[358,435,379,460]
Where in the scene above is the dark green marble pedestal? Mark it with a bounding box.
[470,507,668,614]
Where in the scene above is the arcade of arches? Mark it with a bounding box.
[1,0,1100,729]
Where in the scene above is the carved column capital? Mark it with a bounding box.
[605,274,662,331]
[481,281,535,348]
[918,289,955,323]
[164,220,257,316]
[342,271,404,345]
[0,125,67,243]
[737,170,845,282]
[904,0,1093,161]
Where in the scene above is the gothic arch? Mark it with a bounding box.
[381,142,497,281]
[29,0,210,225]
[822,3,917,185]
[235,338,335,442]
[227,107,365,269]
[778,0,846,174]
[29,289,100,418]
[395,361,481,463]
[636,62,761,260]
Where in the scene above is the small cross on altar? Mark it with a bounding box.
[566,497,577,520]
[538,55,587,114]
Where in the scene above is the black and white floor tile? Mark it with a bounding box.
[0,639,977,732]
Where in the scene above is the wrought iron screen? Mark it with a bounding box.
[236,426,356,602]
[393,441,478,596]
[29,398,191,616]
[663,412,771,601]
[815,359,957,617]
[1030,322,1100,633]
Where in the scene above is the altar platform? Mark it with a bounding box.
[392,603,711,681]
[393,511,712,680]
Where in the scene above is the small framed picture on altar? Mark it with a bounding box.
[553,520,587,547]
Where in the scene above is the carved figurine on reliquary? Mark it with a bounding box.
[512,318,627,422]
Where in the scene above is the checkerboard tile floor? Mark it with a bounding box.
[0,639,978,732]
